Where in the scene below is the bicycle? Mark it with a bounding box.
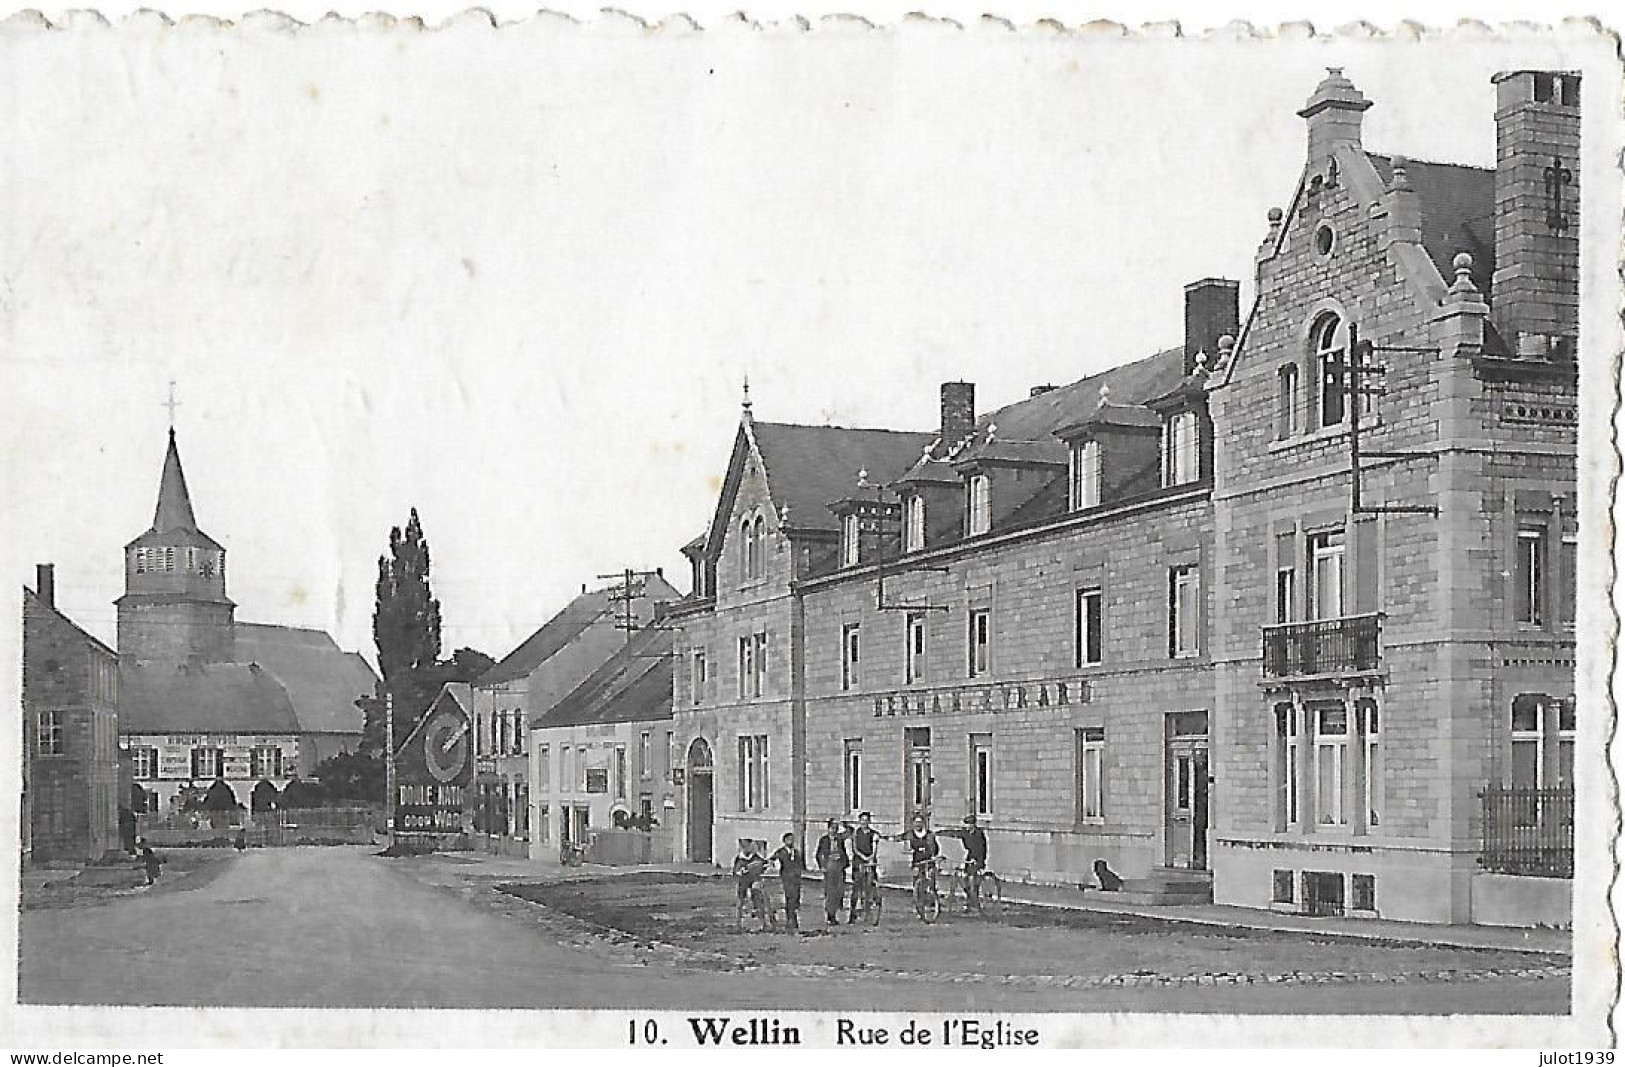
[735,878,778,932]
[946,862,1004,919]
[850,858,883,926]
[559,831,595,867]
[910,856,942,923]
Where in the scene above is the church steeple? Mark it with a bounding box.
[117,426,235,663]
[152,428,201,534]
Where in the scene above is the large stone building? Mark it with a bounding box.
[22,565,122,863]
[663,69,1579,925]
[117,429,377,813]
[471,572,676,856]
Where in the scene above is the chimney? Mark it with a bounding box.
[1183,279,1240,376]
[1297,67,1372,164]
[1491,70,1581,358]
[940,382,976,448]
[35,563,54,608]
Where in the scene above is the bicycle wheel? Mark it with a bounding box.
[979,873,1003,919]
[869,886,883,925]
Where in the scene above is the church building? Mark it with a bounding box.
[117,428,378,813]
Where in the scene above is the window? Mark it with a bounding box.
[967,474,991,535]
[841,623,861,691]
[37,710,65,756]
[843,739,862,813]
[1276,702,1300,827]
[741,513,766,581]
[1511,693,1575,789]
[1515,524,1545,626]
[1351,874,1376,912]
[904,496,926,552]
[132,746,159,780]
[585,767,609,794]
[739,518,751,578]
[970,733,994,816]
[905,612,929,683]
[1313,315,1346,429]
[1168,565,1200,659]
[134,548,148,574]
[495,711,508,757]
[841,513,861,568]
[639,731,652,780]
[614,746,627,800]
[1559,532,1577,628]
[1308,530,1345,620]
[1070,439,1101,509]
[538,745,550,793]
[691,649,707,706]
[251,746,282,779]
[738,633,766,698]
[561,745,573,794]
[1076,727,1105,820]
[191,746,222,780]
[1277,364,1300,438]
[1314,223,1334,257]
[666,731,677,781]
[516,782,529,838]
[1075,588,1103,667]
[1314,704,1348,826]
[738,734,769,811]
[475,710,485,756]
[1163,411,1199,487]
[1272,869,1296,904]
[1359,699,1381,828]
[967,609,991,677]
[514,711,526,755]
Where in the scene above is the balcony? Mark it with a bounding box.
[1261,613,1383,681]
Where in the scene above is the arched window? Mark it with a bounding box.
[752,514,766,578]
[1313,314,1346,429]
[739,518,751,579]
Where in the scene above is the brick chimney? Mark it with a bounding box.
[1183,279,1240,375]
[1297,67,1372,164]
[940,382,975,448]
[1491,70,1580,358]
[35,563,54,608]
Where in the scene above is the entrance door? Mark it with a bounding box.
[1165,712,1210,869]
[904,727,932,825]
[686,738,714,863]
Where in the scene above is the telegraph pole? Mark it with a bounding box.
[597,567,665,643]
[384,687,397,849]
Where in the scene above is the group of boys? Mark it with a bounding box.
[731,812,990,931]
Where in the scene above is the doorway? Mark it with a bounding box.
[1165,711,1210,870]
[904,727,932,826]
[686,737,714,863]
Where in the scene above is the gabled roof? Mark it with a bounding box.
[120,660,301,735]
[23,586,117,660]
[1366,154,1496,296]
[126,429,224,552]
[234,622,377,736]
[752,422,935,533]
[479,573,680,687]
[536,625,674,730]
[397,681,473,755]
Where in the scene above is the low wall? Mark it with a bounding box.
[592,828,674,866]
[136,807,384,847]
[1472,872,1572,928]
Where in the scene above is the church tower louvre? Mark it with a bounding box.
[115,428,236,663]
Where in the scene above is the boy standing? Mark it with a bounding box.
[770,832,806,931]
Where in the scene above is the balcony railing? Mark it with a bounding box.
[1261,613,1382,679]
[1480,785,1574,879]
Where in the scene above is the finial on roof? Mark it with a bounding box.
[1096,384,1111,411]
[985,423,997,442]
[857,468,871,489]
[163,380,181,430]
[1194,351,1209,373]
[741,374,753,422]
[1217,334,1236,364]
[1448,251,1480,295]
[922,443,935,459]
[779,503,791,525]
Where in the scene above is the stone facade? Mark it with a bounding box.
[659,69,1580,927]
[23,572,122,864]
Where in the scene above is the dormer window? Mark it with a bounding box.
[967,474,991,536]
[903,496,926,552]
[1162,411,1199,487]
[1313,313,1346,429]
[1069,439,1101,510]
[840,513,860,568]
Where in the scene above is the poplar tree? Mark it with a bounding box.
[364,508,443,750]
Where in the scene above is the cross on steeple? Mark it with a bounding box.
[163,380,181,429]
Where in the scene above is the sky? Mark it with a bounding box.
[0,16,1607,665]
